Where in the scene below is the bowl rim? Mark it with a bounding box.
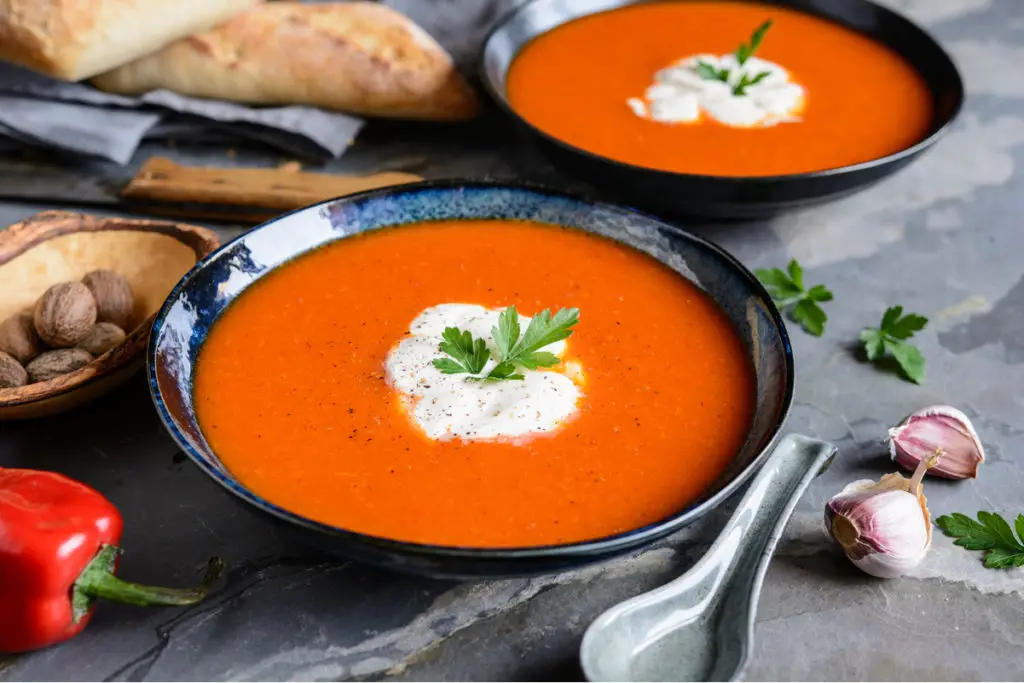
[477,0,966,185]
[147,179,795,560]
[0,211,220,409]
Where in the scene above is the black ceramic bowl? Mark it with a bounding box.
[479,0,964,219]
[148,181,794,579]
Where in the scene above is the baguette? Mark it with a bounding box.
[0,0,262,81]
[92,2,480,121]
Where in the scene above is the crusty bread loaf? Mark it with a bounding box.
[91,2,480,121]
[0,0,262,81]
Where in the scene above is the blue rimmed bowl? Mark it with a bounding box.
[148,181,794,579]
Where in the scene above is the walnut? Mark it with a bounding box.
[81,270,135,330]
[76,323,126,357]
[25,348,93,383]
[0,350,28,388]
[0,312,43,364]
[33,282,97,347]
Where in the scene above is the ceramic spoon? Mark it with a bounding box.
[580,434,837,682]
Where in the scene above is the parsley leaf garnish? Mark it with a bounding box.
[492,305,520,361]
[695,60,730,83]
[859,306,928,383]
[732,69,772,96]
[693,18,773,90]
[735,19,773,65]
[756,260,833,336]
[432,306,579,382]
[509,307,579,358]
[935,512,1024,569]
[433,327,489,375]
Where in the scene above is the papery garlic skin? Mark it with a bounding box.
[889,405,984,479]
[825,455,934,579]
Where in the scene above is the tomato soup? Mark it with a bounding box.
[506,1,933,177]
[194,221,755,547]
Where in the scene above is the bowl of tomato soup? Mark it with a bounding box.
[148,181,796,578]
[480,0,963,218]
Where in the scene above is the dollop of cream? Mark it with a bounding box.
[385,304,584,441]
[627,54,805,128]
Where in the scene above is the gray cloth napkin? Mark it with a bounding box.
[0,62,365,164]
[0,0,521,165]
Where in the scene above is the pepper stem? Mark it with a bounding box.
[71,545,225,622]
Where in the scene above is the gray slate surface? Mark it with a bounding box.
[1,0,1023,680]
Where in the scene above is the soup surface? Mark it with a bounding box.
[195,220,755,547]
[506,1,934,176]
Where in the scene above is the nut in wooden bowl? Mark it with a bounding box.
[34,281,98,347]
[0,211,220,419]
[0,312,42,364]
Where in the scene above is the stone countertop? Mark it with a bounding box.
[1,0,1023,680]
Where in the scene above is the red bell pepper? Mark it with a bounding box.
[0,468,224,653]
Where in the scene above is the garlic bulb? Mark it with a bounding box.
[889,405,984,479]
[825,453,938,578]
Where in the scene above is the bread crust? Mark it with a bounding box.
[0,0,262,81]
[91,2,480,121]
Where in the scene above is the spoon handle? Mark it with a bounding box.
[698,433,836,679]
[580,434,836,682]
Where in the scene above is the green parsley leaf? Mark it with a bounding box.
[695,60,728,83]
[695,19,773,88]
[756,260,832,337]
[984,547,1024,569]
[756,268,801,297]
[432,358,468,375]
[859,328,885,361]
[492,306,521,361]
[482,361,524,381]
[881,305,902,331]
[786,258,804,289]
[732,69,772,96]
[935,511,1024,569]
[433,327,489,375]
[735,19,773,65]
[806,284,833,302]
[860,306,929,383]
[885,341,925,383]
[513,307,580,357]
[516,350,561,370]
[434,307,579,382]
[791,299,827,337]
[886,310,929,340]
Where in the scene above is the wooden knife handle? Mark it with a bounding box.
[121,157,423,211]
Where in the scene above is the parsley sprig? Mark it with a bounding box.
[736,19,773,66]
[935,511,1024,569]
[732,70,772,96]
[432,306,579,382]
[695,61,730,82]
[860,306,928,384]
[433,328,490,376]
[756,260,930,384]
[756,260,833,336]
[695,19,774,96]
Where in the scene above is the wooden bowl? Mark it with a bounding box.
[0,211,220,419]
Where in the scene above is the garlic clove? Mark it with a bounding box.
[889,405,984,479]
[825,453,937,578]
